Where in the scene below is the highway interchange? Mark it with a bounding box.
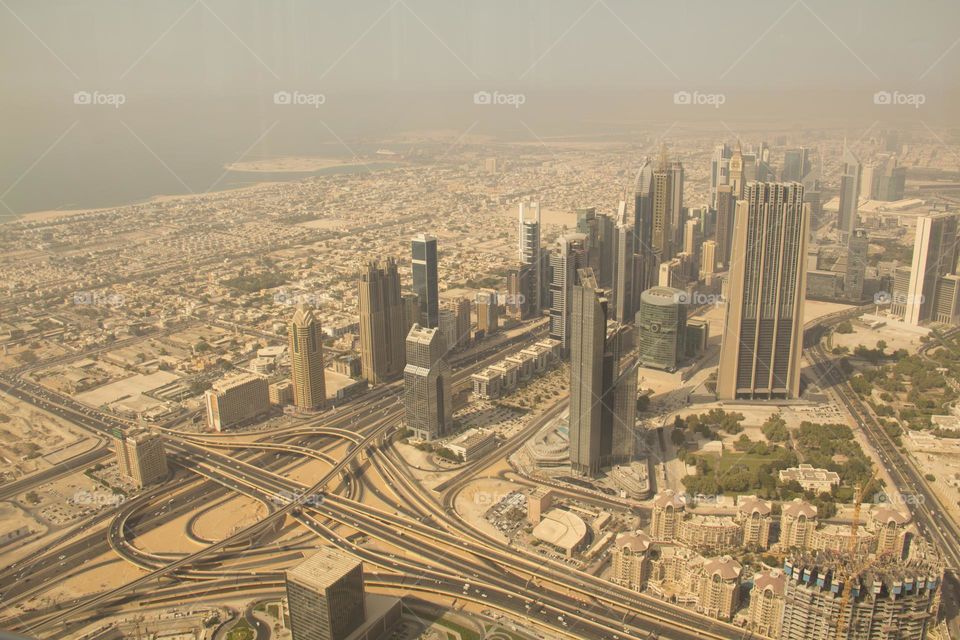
[1,312,958,639]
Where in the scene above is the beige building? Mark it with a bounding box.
[532,508,587,557]
[677,514,742,552]
[611,530,653,591]
[737,495,773,549]
[204,372,269,431]
[869,506,910,558]
[646,544,742,621]
[269,380,293,405]
[650,490,686,541]
[779,499,818,550]
[778,464,840,493]
[115,428,168,488]
[289,305,327,410]
[812,523,876,555]
[476,289,500,335]
[747,569,786,638]
[527,487,554,524]
[717,182,808,400]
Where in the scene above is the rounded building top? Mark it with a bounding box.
[640,287,686,307]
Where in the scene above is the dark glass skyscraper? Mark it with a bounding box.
[411,233,439,328]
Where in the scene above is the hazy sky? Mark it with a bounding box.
[2,1,958,214]
[3,1,959,95]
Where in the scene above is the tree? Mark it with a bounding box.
[835,320,854,334]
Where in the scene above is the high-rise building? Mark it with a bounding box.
[441,296,471,349]
[903,212,960,326]
[875,156,907,201]
[613,201,636,324]
[476,289,500,335]
[358,258,405,385]
[782,148,810,182]
[289,305,327,410]
[701,240,717,280]
[729,144,746,199]
[652,150,675,260]
[650,490,686,541]
[634,158,659,293]
[710,144,732,208]
[747,570,786,638]
[714,184,736,270]
[204,372,269,431]
[401,293,419,334]
[576,207,616,287]
[403,324,452,441]
[568,268,608,477]
[115,428,168,488]
[670,160,685,255]
[636,287,687,371]
[285,548,366,640]
[519,202,543,315]
[549,233,588,351]
[411,233,439,328]
[844,228,868,302]
[717,182,808,400]
[780,552,941,640]
[838,145,862,240]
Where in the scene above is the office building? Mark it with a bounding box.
[204,372,269,431]
[403,324,452,441]
[652,149,675,260]
[729,144,746,199]
[875,156,907,201]
[634,158,659,293]
[903,212,960,326]
[780,552,941,640]
[576,207,616,287]
[285,548,366,640]
[269,380,293,405]
[401,293,419,334]
[710,144,732,208]
[115,428,168,488]
[441,296,471,349]
[838,145,862,240]
[636,287,687,371]
[358,258,405,385]
[714,184,736,270]
[701,240,717,279]
[519,202,543,315]
[844,228,868,302]
[549,233,588,351]
[289,305,327,410]
[613,201,637,324]
[476,288,500,335]
[568,268,608,476]
[717,183,808,400]
[411,233,439,328]
[782,147,810,182]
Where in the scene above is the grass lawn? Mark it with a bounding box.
[226,619,254,640]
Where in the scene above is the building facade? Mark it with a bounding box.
[358,258,406,385]
[289,305,327,410]
[403,324,452,441]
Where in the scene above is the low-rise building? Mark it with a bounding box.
[204,372,270,431]
[678,514,742,553]
[445,428,496,461]
[778,464,840,493]
[532,508,588,556]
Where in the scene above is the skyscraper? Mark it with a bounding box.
[728,143,745,199]
[838,144,862,240]
[782,148,810,183]
[843,228,868,302]
[411,233,439,328]
[904,211,960,326]
[634,158,659,293]
[613,200,636,324]
[403,324,452,441]
[549,233,588,351]
[710,144,732,208]
[286,548,366,640]
[670,160,685,254]
[115,428,168,488]
[289,305,327,410]
[651,150,675,260]
[717,182,808,400]
[714,184,736,270]
[568,268,608,477]
[636,287,687,371]
[519,202,542,315]
[476,288,500,335]
[358,258,405,385]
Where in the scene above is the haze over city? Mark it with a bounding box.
[2,2,960,640]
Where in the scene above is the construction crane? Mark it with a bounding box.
[835,471,879,640]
